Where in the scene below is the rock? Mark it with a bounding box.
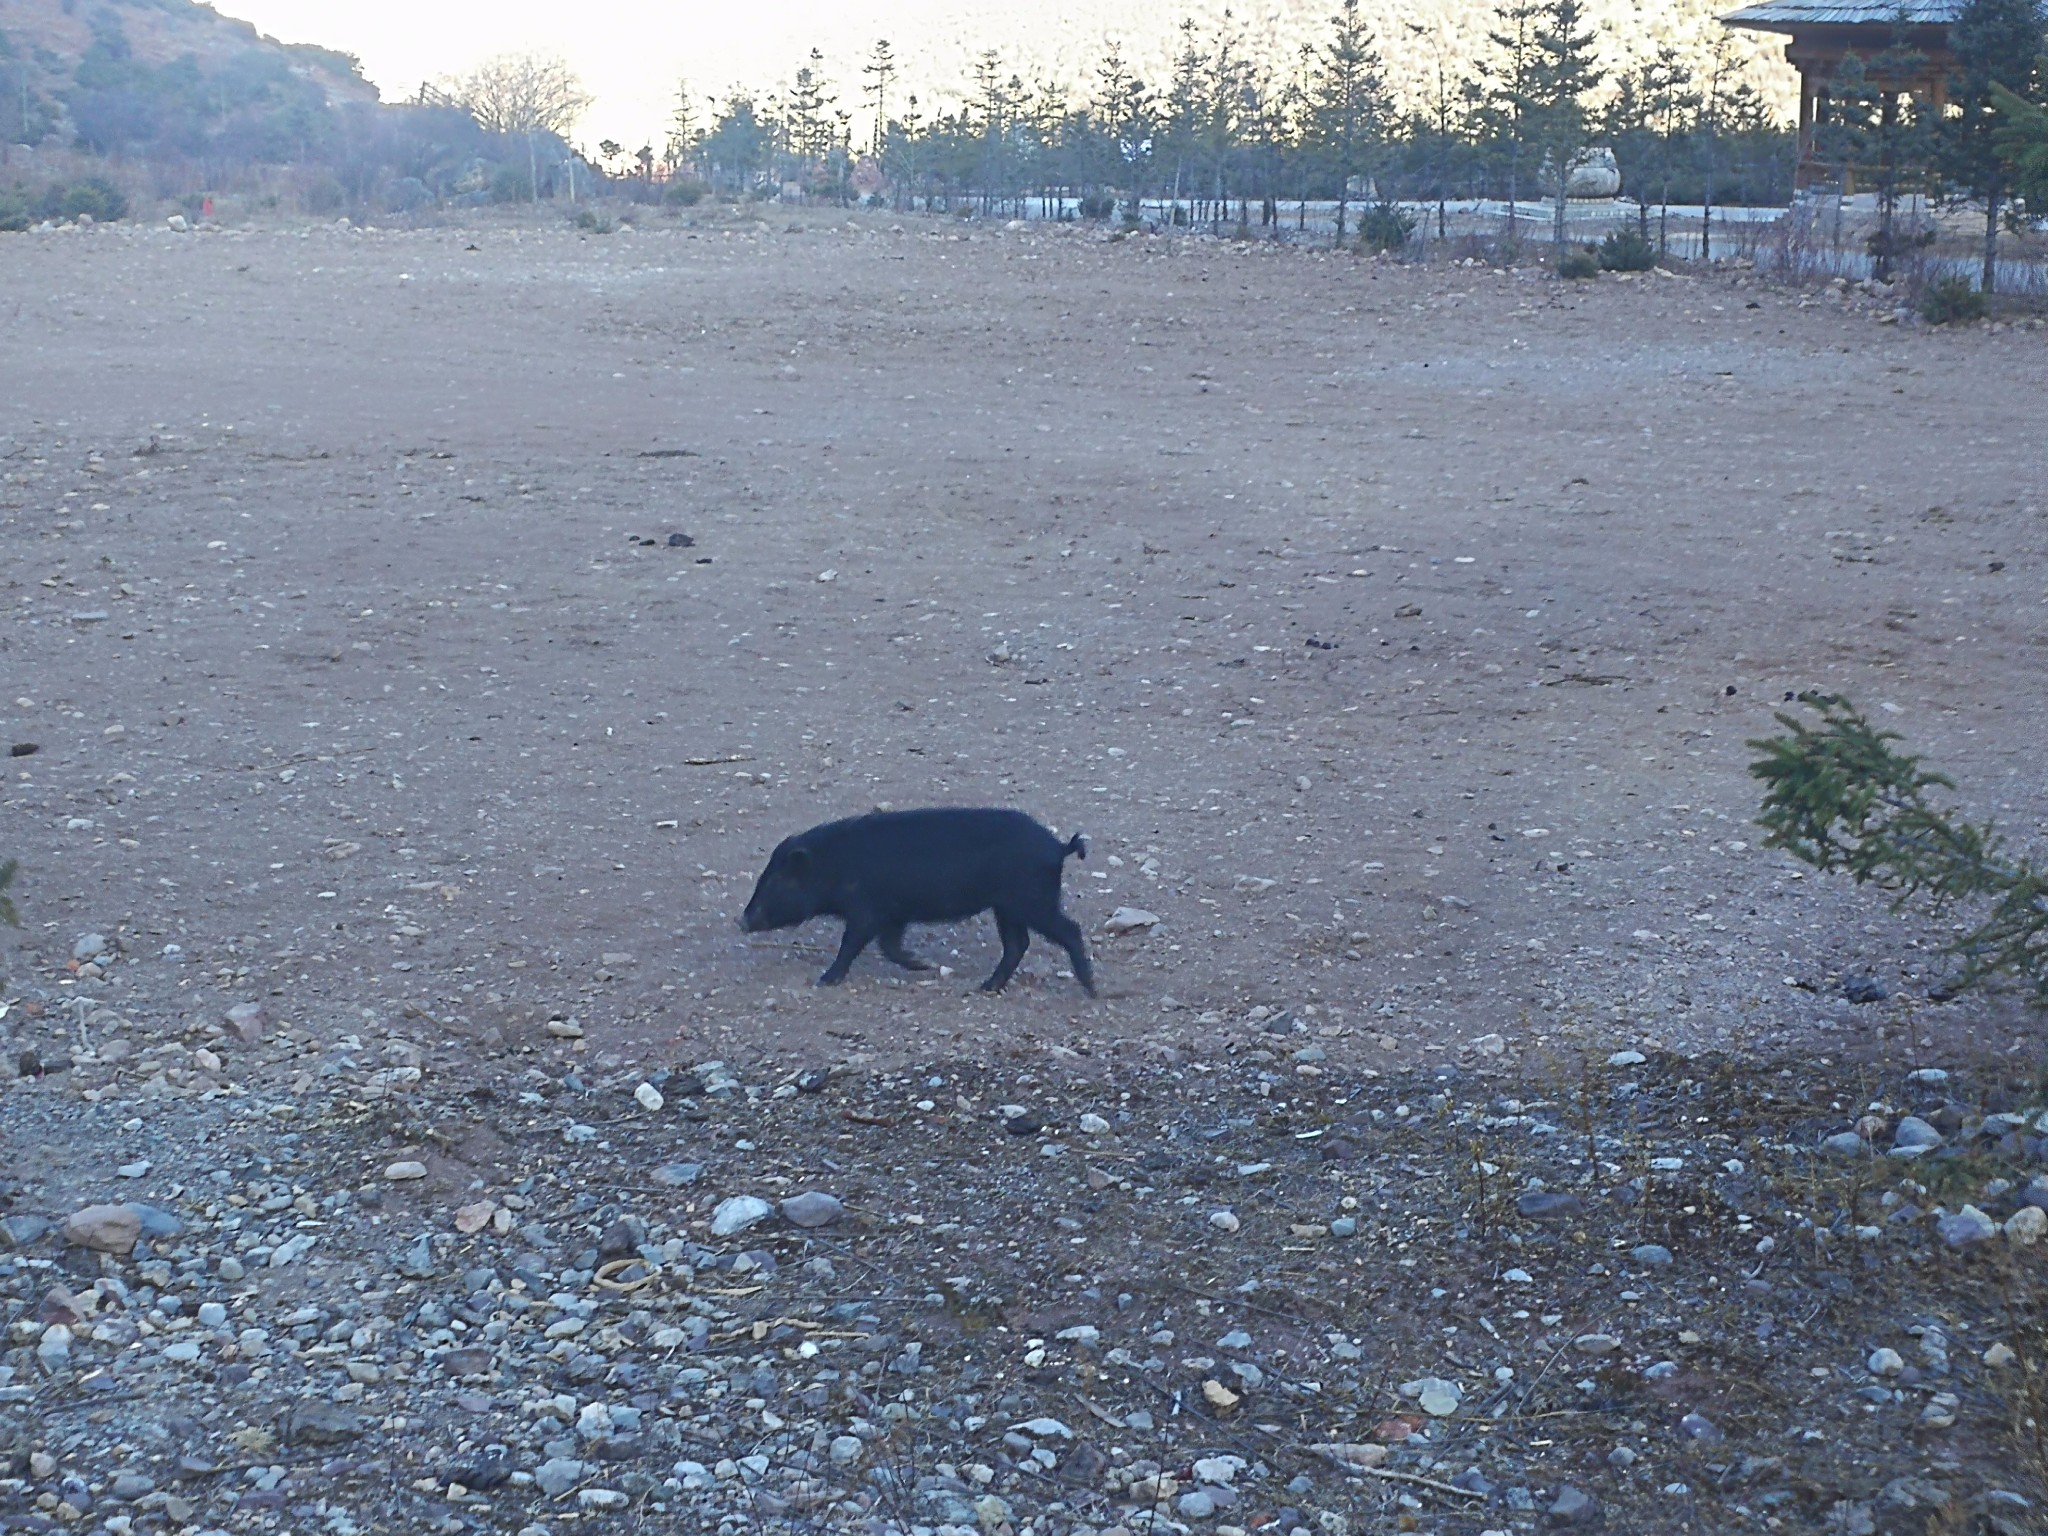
[710,1195,774,1236]
[1078,1113,1111,1135]
[130,1204,183,1240]
[1192,1455,1244,1485]
[1330,1216,1358,1238]
[454,1201,496,1234]
[1015,1417,1073,1439]
[280,1402,364,1446]
[111,1472,155,1500]
[1678,1412,1723,1443]
[37,1323,72,1367]
[1607,1050,1646,1067]
[1517,1192,1583,1220]
[1209,1209,1240,1233]
[780,1192,845,1229]
[1311,1442,1389,1471]
[197,1302,227,1327]
[1004,1110,1045,1136]
[597,1217,644,1257]
[1411,1377,1462,1416]
[384,1160,427,1181]
[1103,907,1161,936]
[1867,1347,1905,1377]
[1893,1117,1943,1151]
[1985,1342,2019,1367]
[1201,1378,1240,1410]
[166,214,188,232]
[63,1204,141,1254]
[1630,1244,1674,1267]
[1939,1206,1998,1247]
[1823,1131,1869,1159]
[217,1255,246,1281]
[1573,1333,1621,1355]
[1548,1484,1601,1526]
[1905,1068,1949,1087]
[1841,975,1888,1004]
[634,1082,665,1112]
[652,1162,702,1187]
[2005,1206,2046,1246]
[225,1002,268,1042]
[0,1214,53,1247]
[1055,1324,1100,1346]
[536,1458,585,1497]
[1179,1490,1218,1520]
[830,1434,863,1465]
[73,933,108,963]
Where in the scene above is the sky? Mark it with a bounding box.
[225,0,1793,154]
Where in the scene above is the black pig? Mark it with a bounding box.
[740,808,1095,995]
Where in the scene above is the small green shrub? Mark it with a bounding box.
[0,858,18,927]
[489,165,533,204]
[39,176,128,223]
[1358,201,1416,253]
[0,188,28,233]
[1077,190,1115,220]
[1557,245,1600,280]
[1919,274,1986,325]
[573,209,613,233]
[1597,225,1657,272]
[664,178,708,206]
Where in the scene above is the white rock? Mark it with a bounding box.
[2005,1205,2046,1246]
[1103,907,1161,935]
[1209,1209,1240,1233]
[633,1083,665,1112]
[1471,1033,1506,1056]
[1077,1113,1111,1135]
[1412,1377,1463,1416]
[710,1195,774,1236]
[384,1161,427,1181]
[1014,1417,1073,1439]
[1868,1347,1905,1376]
[1608,1050,1647,1067]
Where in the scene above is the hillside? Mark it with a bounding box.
[0,0,376,152]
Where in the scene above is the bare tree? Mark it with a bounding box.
[447,52,593,200]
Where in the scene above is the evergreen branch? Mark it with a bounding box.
[1747,693,2048,1004]
[0,858,17,928]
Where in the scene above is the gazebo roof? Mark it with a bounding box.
[1723,0,1963,28]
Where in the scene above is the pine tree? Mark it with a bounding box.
[1937,0,2046,292]
[1480,0,1543,239]
[1816,33,1937,282]
[1310,0,1389,240]
[862,40,897,159]
[1522,0,1604,249]
[1992,79,2048,212]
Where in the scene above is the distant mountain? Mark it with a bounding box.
[0,0,377,152]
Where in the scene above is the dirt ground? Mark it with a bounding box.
[5,208,2046,1079]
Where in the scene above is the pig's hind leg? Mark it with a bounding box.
[980,912,1031,992]
[817,920,877,986]
[1034,910,1096,997]
[878,924,933,972]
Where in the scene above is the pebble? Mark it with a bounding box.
[1209,1210,1240,1233]
[1410,1377,1462,1416]
[1607,1050,1646,1067]
[710,1195,775,1236]
[73,933,108,962]
[1015,1417,1073,1438]
[1179,1490,1218,1519]
[1329,1216,1358,1238]
[633,1082,665,1112]
[224,1002,268,1043]
[1937,1206,1997,1248]
[652,1162,702,1187]
[2004,1206,2046,1246]
[1823,1131,1869,1158]
[1678,1412,1723,1443]
[780,1192,844,1229]
[0,1214,53,1247]
[1078,1113,1111,1135]
[1102,907,1161,935]
[384,1160,428,1181]
[1516,1192,1583,1220]
[1630,1244,1674,1267]
[536,1458,585,1497]
[1573,1333,1621,1355]
[1893,1117,1942,1151]
[62,1204,141,1255]
[830,1434,863,1465]
[1985,1342,2018,1367]
[1549,1485,1600,1525]
[1868,1348,1905,1376]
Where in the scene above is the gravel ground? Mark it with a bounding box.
[3,207,2047,1533]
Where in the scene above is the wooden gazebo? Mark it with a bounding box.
[1722,0,1962,188]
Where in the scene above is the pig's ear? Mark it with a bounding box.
[782,846,812,873]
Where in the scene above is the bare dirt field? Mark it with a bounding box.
[3,211,2047,1536]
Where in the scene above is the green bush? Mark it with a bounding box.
[39,176,128,223]
[664,178,708,206]
[0,858,18,927]
[1077,190,1115,220]
[1557,245,1600,280]
[1597,225,1657,272]
[0,188,28,233]
[1919,274,1986,326]
[573,209,614,233]
[1358,201,1416,253]
[490,165,533,204]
